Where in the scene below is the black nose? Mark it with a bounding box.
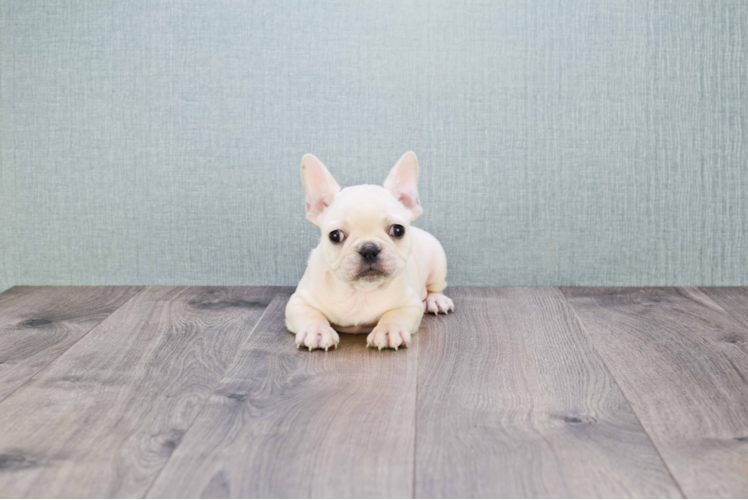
[359,244,380,264]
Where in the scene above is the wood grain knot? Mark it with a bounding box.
[159,430,185,452]
[0,453,37,471]
[559,414,597,425]
[188,299,270,310]
[19,318,53,327]
[723,335,745,346]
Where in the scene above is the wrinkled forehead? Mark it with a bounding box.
[323,185,409,229]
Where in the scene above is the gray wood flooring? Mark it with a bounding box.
[0,286,746,498]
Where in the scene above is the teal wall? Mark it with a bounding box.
[1,1,747,291]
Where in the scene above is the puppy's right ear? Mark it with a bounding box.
[301,154,340,226]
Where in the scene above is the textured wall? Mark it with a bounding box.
[1,0,747,292]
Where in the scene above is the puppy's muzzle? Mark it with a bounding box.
[358,244,381,264]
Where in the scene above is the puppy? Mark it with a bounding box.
[285,152,454,351]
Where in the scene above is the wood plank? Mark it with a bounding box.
[147,293,418,499]
[700,287,748,334]
[415,287,681,498]
[0,286,142,402]
[0,286,277,498]
[562,287,748,498]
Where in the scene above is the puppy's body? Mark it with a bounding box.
[286,153,453,351]
[290,224,446,334]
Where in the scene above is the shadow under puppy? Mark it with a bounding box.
[286,152,454,351]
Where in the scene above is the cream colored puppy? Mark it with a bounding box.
[285,152,453,351]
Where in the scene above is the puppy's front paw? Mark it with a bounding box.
[295,324,339,352]
[424,293,454,315]
[366,326,411,351]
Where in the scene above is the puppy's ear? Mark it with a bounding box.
[384,151,422,220]
[301,154,340,226]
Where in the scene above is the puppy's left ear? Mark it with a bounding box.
[384,151,423,220]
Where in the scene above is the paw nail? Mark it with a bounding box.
[308,345,313,352]
[334,343,339,349]
[394,346,398,351]
[325,346,329,352]
[378,345,382,351]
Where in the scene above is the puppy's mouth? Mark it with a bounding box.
[355,266,388,281]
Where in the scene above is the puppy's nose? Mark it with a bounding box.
[358,244,380,264]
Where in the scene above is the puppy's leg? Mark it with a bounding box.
[423,242,454,315]
[366,304,423,350]
[285,295,339,351]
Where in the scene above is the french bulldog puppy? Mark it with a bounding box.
[285,152,453,351]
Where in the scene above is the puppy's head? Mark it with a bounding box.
[301,152,423,288]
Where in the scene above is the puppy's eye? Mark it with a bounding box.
[389,224,405,238]
[329,230,345,244]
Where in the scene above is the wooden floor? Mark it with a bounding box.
[0,287,746,498]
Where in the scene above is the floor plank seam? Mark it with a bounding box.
[0,286,145,407]
[411,329,420,500]
[558,288,688,499]
[141,293,281,498]
[696,287,748,333]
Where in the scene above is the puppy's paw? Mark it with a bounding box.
[366,326,411,351]
[295,324,340,352]
[424,293,454,315]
